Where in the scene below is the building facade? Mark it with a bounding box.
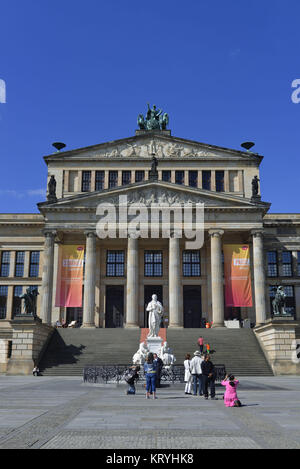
[1,127,300,331]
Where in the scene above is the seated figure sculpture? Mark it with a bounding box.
[132,342,149,365]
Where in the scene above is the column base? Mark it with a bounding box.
[211,323,225,328]
[81,323,96,328]
[124,323,140,329]
[168,324,183,329]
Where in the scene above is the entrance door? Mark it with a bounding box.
[183,285,202,328]
[144,285,163,328]
[105,285,124,328]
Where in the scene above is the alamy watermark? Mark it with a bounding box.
[0,79,6,103]
[95,195,205,249]
[291,79,300,103]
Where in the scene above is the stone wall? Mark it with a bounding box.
[0,339,11,373]
[6,316,54,375]
[254,319,300,375]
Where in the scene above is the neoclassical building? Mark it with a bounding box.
[1,123,300,332]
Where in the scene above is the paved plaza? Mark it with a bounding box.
[0,375,298,449]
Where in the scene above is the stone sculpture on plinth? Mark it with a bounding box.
[272,286,289,316]
[132,342,149,365]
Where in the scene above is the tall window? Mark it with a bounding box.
[0,252,10,277]
[29,252,40,277]
[282,251,292,277]
[189,171,198,188]
[95,171,105,191]
[109,171,118,188]
[202,171,211,190]
[297,252,300,276]
[216,171,224,192]
[122,171,131,186]
[15,251,25,277]
[13,286,23,316]
[135,171,145,182]
[175,171,184,185]
[82,171,91,192]
[183,250,201,276]
[0,286,8,319]
[162,171,171,182]
[267,251,278,277]
[144,251,163,277]
[106,251,125,277]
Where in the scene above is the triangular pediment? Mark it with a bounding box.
[44,132,262,163]
[38,181,269,212]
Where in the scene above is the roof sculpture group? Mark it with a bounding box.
[137,103,169,131]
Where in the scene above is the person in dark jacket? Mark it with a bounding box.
[153,353,163,388]
[125,365,140,395]
[201,355,216,400]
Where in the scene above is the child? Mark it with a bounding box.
[125,365,140,395]
[221,374,241,407]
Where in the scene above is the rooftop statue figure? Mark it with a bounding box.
[137,103,169,131]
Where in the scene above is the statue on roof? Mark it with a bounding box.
[137,103,169,131]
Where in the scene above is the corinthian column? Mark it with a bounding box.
[125,237,139,328]
[209,229,225,327]
[41,231,56,325]
[169,237,182,328]
[252,230,267,326]
[82,232,96,328]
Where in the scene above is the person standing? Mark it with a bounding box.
[184,354,193,395]
[190,351,204,396]
[197,336,204,354]
[201,355,216,400]
[144,353,158,399]
[153,353,163,388]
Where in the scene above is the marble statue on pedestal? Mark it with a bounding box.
[146,294,164,338]
[132,342,149,365]
[159,342,176,368]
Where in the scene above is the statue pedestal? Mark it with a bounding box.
[147,336,163,355]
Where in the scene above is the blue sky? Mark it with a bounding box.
[0,0,299,213]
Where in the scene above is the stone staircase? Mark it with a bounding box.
[39,327,273,377]
[167,328,273,376]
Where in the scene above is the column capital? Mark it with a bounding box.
[84,231,96,238]
[208,229,224,238]
[251,229,264,238]
[43,230,57,239]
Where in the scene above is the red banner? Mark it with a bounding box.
[223,244,252,307]
[55,245,84,307]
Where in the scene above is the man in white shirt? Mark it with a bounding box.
[190,351,204,396]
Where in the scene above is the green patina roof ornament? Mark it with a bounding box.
[137,103,169,131]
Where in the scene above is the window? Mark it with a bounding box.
[183,250,201,276]
[106,251,125,277]
[82,171,91,192]
[269,285,295,316]
[175,171,184,185]
[189,171,198,188]
[109,171,118,188]
[135,171,145,183]
[267,251,278,277]
[15,251,25,277]
[144,251,163,277]
[202,171,211,190]
[162,171,171,182]
[13,286,23,316]
[216,171,224,192]
[297,252,300,276]
[122,171,131,186]
[0,286,8,319]
[0,252,10,277]
[282,251,292,277]
[29,252,40,277]
[95,171,105,191]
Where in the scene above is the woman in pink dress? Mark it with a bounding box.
[221,374,241,407]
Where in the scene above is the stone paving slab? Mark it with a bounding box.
[0,376,298,448]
